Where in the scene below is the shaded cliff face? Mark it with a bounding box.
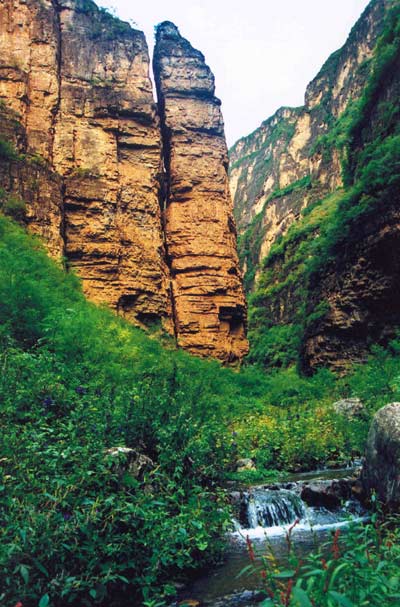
[230,0,400,372]
[0,1,248,362]
[153,22,248,362]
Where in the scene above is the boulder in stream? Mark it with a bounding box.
[301,484,342,509]
[362,402,400,508]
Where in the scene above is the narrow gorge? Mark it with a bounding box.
[230,0,400,373]
[2,1,400,606]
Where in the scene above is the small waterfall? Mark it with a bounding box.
[241,489,306,528]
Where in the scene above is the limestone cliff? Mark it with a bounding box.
[0,1,248,362]
[153,22,248,362]
[230,0,400,372]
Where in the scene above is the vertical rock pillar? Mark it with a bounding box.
[154,22,249,362]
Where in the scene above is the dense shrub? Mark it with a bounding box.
[0,216,243,605]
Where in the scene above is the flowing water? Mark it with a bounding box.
[174,467,367,607]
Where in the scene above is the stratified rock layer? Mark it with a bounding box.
[0,2,248,362]
[54,1,170,324]
[154,22,248,362]
[230,0,400,372]
[0,0,170,326]
[231,0,386,260]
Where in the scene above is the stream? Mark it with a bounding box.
[174,466,367,607]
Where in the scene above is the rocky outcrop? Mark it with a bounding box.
[362,403,400,508]
[153,22,248,362]
[333,398,364,419]
[302,24,400,372]
[0,1,248,361]
[0,0,170,326]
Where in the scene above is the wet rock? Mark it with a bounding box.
[333,398,364,418]
[362,402,400,508]
[301,484,341,509]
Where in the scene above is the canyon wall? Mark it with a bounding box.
[230,0,386,274]
[230,0,400,372]
[0,0,248,362]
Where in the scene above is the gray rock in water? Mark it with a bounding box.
[362,402,400,508]
[333,397,364,418]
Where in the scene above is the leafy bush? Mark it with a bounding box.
[0,216,246,605]
[3,213,400,604]
[0,193,26,220]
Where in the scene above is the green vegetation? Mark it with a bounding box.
[0,137,19,161]
[0,215,248,606]
[1,4,400,605]
[4,213,400,604]
[246,513,400,606]
[75,0,133,39]
[0,188,26,221]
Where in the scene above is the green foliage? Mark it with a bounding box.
[230,366,364,471]
[0,189,26,221]
[246,516,400,606]
[0,137,19,160]
[246,324,302,369]
[267,176,312,202]
[75,0,133,39]
[0,215,255,605]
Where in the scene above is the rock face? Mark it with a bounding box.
[362,403,400,508]
[153,22,248,362]
[231,0,385,240]
[229,0,400,372]
[0,1,248,362]
[54,1,170,325]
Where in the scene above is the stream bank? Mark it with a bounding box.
[173,466,367,607]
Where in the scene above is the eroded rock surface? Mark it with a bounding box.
[230,0,400,372]
[154,22,248,362]
[0,2,248,362]
[0,0,170,326]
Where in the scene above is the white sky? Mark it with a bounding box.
[98,0,370,147]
